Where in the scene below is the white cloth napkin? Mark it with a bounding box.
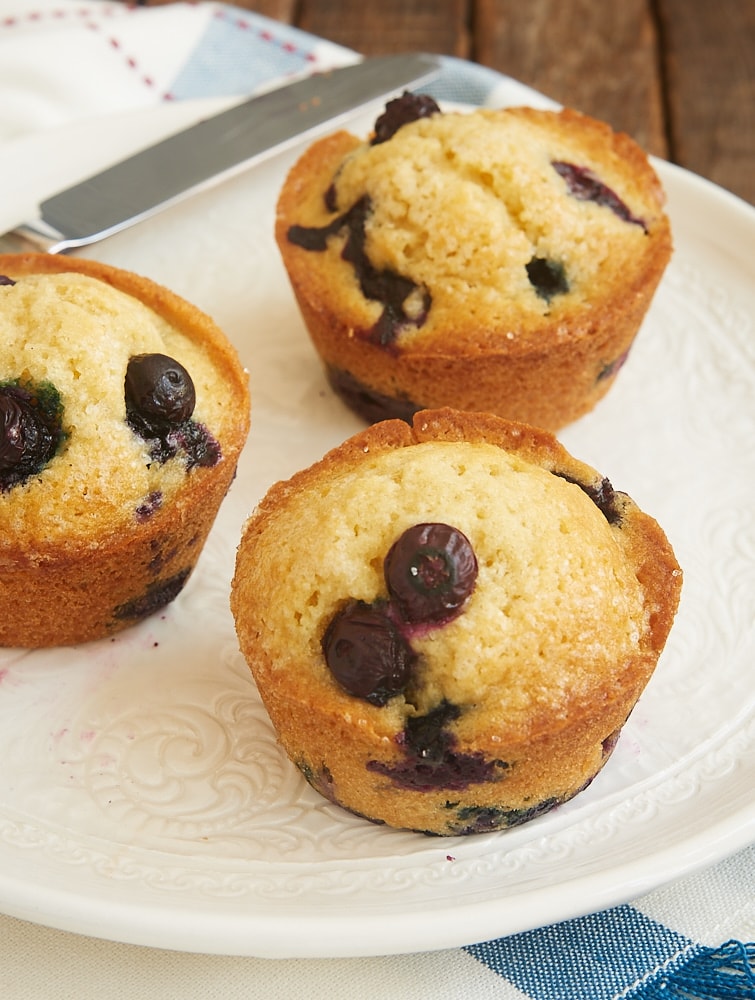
[0,0,356,144]
[0,3,753,998]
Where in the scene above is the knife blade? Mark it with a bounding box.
[1,53,440,255]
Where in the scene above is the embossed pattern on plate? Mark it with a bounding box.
[0,103,753,959]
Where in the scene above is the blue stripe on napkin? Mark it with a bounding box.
[465,905,694,999]
[167,6,321,100]
[632,940,755,999]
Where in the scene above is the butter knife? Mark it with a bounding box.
[1,53,440,255]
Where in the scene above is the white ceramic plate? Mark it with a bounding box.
[0,100,753,960]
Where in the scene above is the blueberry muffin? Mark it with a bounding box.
[231,408,682,836]
[0,254,250,647]
[275,96,672,430]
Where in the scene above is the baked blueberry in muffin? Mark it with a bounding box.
[231,408,682,835]
[276,98,672,430]
[0,254,250,648]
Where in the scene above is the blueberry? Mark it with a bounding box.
[602,727,622,758]
[287,216,341,253]
[0,391,34,473]
[325,365,421,424]
[298,761,340,805]
[384,523,478,625]
[0,381,63,490]
[287,195,431,347]
[322,599,415,706]
[324,181,339,213]
[164,420,222,469]
[371,91,441,145]
[367,702,506,792]
[451,797,557,834]
[553,471,622,525]
[125,354,221,468]
[135,490,163,523]
[125,353,195,430]
[0,276,15,286]
[404,700,461,760]
[132,418,221,469]
[552,161,647,231]
[597,349,629,382]
[113,567,191,621]
[526,256,569,302]
[340,197,431,346]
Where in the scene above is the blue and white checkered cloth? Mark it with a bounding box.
[0,3,752,997]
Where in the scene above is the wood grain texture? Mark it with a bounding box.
[299,0,470,58]
[656,0,754,204]
[474,0,666,158]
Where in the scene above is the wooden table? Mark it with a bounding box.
[140,1,753,206]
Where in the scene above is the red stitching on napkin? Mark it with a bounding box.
[0,7,160,93]
[84,19,157,91]
[212,7,317,63]
[0,8,114,31]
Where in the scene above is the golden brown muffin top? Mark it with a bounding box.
[280,107,670,343]
[232,410,681,747]
[0,258,248,547]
